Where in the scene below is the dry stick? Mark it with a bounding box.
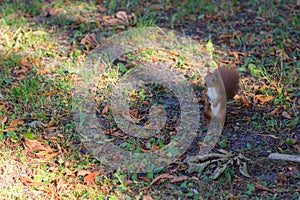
[268,153,300,163]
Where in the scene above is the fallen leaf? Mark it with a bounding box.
[41,118,56,128]
[254,182,274,193]
[77,169,91,176]
[96,5,108,12]
[145,173,190,188]
[121,110,144,123]
[19,177,41,187]
[46,91,58,96]
[148,173,174,186]
[141,145,160,153]
[253,95,273,105]
[23,138,51,152]
[36,67,51,75]
[84,171,101,185]
[115,11,128,24]
[3,127,18,132]
[102,105,112,115]
[241,96,250,108]
[9,118,24,127]
[143,195,154,200]
[115,11,136,26]
[103,16,122,26]
[81,33,99,50]
[0,116,7,124]
[269,107,281,116]
[19,57,28,65]
[263,134,279,139]
[169,175,189,183]
[281,111,292,119]
[230,51,246,61]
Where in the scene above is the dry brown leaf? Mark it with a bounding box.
[129,109,139,118]
[269,107,281,116]
[0,116,7,124]
[263,134,279,139]
[146,173,189,188]
[84,171,101,185]
[35,149,53,156]
[253,95,273,105]
[96,5,108,12]
[23,138,51,152]
[46,91,58,96]
[81,33,99,50]
[170,175,189,183]
[3,127,18,132]
[115,11,136,26]
[141,145,160,153]
[53,177,65,192]
[254,182,274,193]
[31,152,58,162]
[102,105,112,115]
[77,169,91,176]
[230,52,240,61]
[41,118,56,128]
[19,176,41,187]
[36,67,51,75]
[103,16,122,26]
[115,11,129,25]
[148,173,174,186]
[9,118,24,127]
[281,111,292,119]
[121,110,144,123]
[19,57,28,65]
[241,96,250,108]
[113,130,128,138]
[143,195,154,200]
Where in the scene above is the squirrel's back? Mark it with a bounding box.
[218,68,240,100]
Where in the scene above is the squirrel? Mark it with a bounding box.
[203,68,240,129]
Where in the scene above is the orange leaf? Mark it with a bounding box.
[84,171,101,185]
[102,105,112,115]
[46,91,58,96]
[36,67,50,75]
[253,95,273,105]
[41,118,56,128]
[9,118,24,127]
[3,127,18,132]
[77,170,91,176]
[23,138,51,152]
[143,195,154,200]
[19,57,28,65]
[269,107,281,116]
[0,116,8,124]
[96,5,108,12]
[149,173,174,186]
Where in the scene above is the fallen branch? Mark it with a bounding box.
[268,153,300,163]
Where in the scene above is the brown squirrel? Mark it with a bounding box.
[204,68,240,128]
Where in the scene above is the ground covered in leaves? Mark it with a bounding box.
[0,0,299,199]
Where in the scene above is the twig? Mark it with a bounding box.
[268,153,300,163]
